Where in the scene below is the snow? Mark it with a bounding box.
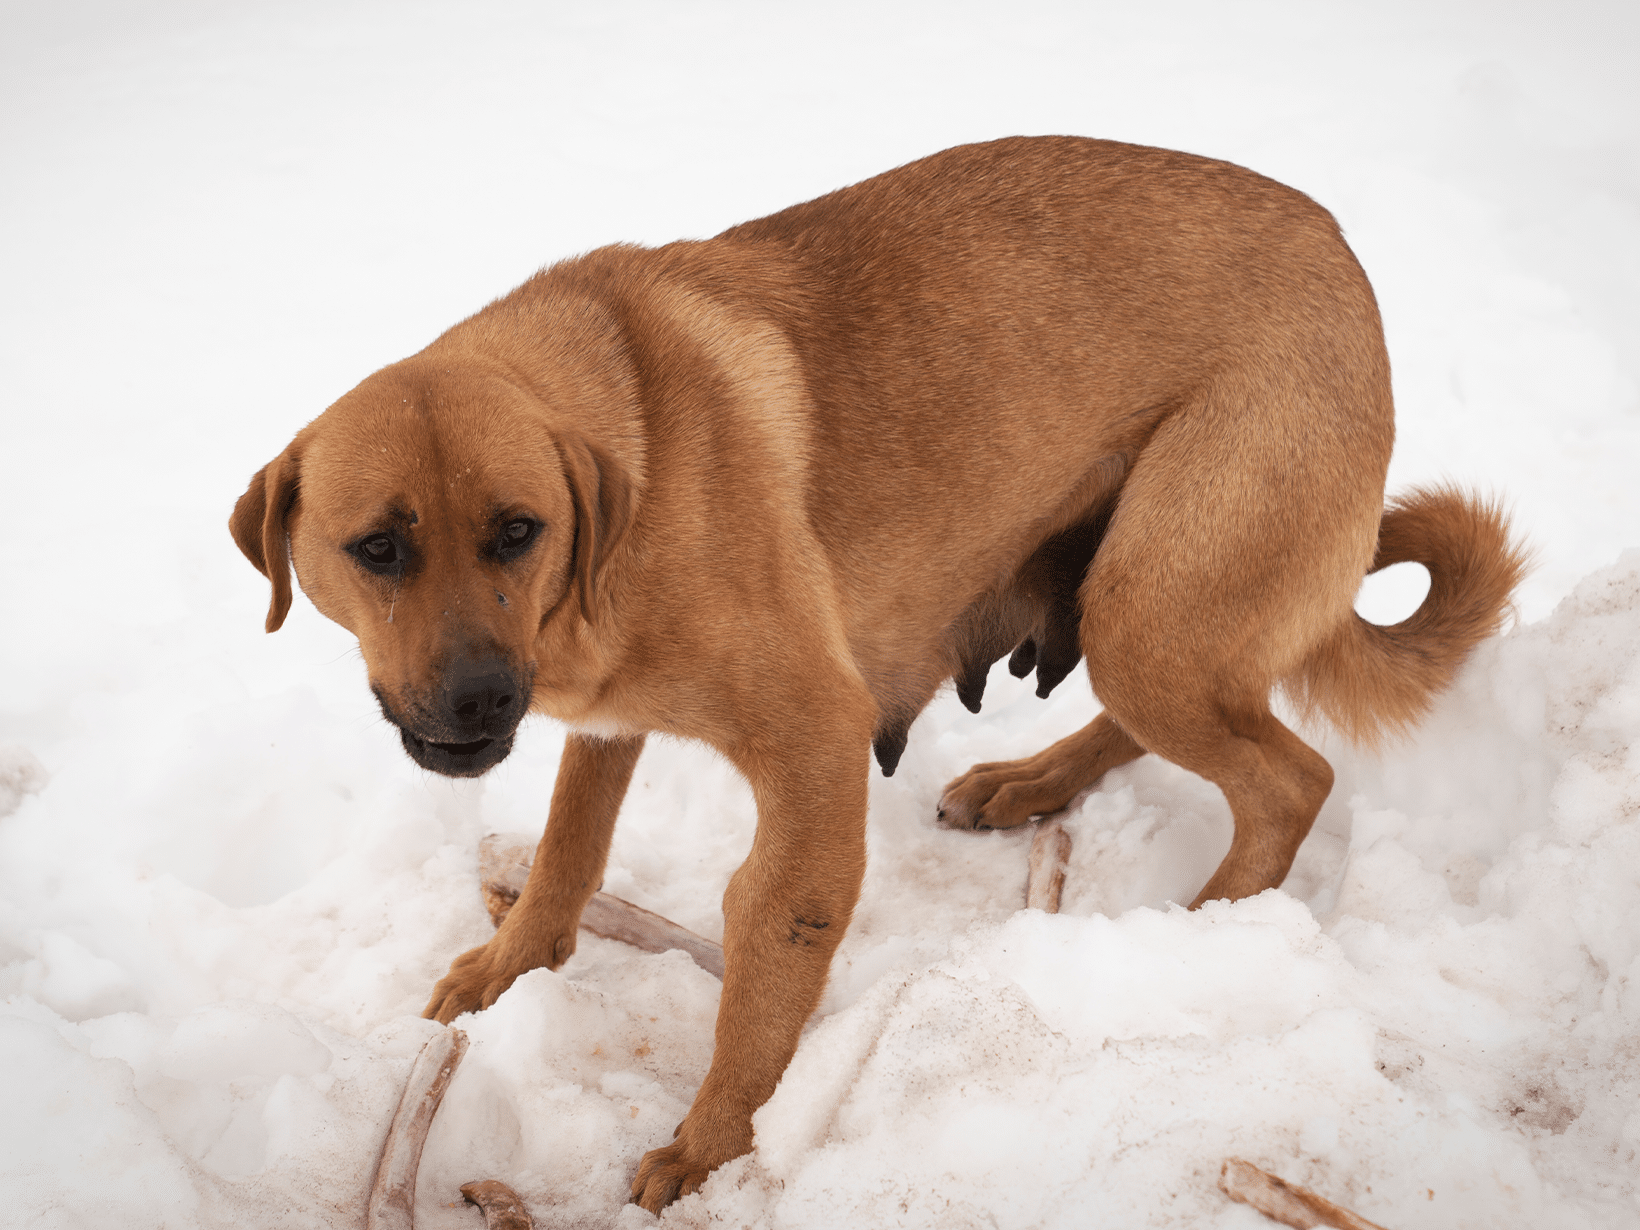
[2,1,1638,1227]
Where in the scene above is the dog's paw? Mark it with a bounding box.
[629,1142,702,1213]
[936,752,1074,831]
[422,944,509,1023]
[629,1121,749,1215]
[421,928,576,1024]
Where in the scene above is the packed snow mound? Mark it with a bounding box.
[0,744,47,818]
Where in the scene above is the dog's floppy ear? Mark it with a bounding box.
[229,447,300,633]
[557,434,638,623]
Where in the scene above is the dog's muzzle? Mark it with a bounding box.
[375,659,530,778]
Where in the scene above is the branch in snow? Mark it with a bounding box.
[1219,1158,1390,1230]
[478,835,725,979]
[1025,815,1072,913]
[460,1180,534,1229]
[367,1027,469,1230]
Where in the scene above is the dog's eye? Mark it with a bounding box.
[352,533,405,574]
[495,519,539,560]
[361,535,397,564]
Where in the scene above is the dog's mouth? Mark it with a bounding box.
[434,736,492,756]
[397,727,517,778]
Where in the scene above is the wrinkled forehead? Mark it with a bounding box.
[299,369,564,531]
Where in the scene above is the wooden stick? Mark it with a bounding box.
[478,835,725,979]
[1025,815,1072,913]
[475,836,533,928]
[1220,1158,1392,1230]
[460,1180,535,1229]
[580,890,726,979]
[367,1027,469,1230]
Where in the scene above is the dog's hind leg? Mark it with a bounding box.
[1074,654,1336,905]
[936,689,1330,904]
[1149,705,1334,907]
[943,350,1388,904]
[937,711,1144,830]
[1073,364,1383,905]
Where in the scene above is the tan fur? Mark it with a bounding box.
[1286,486,1527,744]
[229,137,1525,1211]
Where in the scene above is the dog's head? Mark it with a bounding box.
[231,349,640,777]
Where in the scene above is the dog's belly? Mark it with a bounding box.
[853,446,1132,775]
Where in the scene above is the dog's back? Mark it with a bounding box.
[713,137,1395,734]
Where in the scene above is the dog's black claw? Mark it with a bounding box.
[1009,639,1037,678]
[956,676,986,714]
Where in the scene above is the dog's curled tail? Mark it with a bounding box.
[1288,485,1530,747]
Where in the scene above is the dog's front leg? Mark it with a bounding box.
[424,732,646,1023]
[630,718,871,1212]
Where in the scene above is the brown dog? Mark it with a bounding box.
[230,136,1524,1211]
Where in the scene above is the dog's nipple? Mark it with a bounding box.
[496,591,509,608]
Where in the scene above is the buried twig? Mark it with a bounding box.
[367,1027,470,1230]
[1024,814,1072,913]
[460,1180,535,1229]
[580,890,726,979]
[1220,1158,1392,1230]
[478,834,726,979]
[475,837,534,928]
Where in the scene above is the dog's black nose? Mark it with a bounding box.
[446,663,519,733]
[452,673,514,718]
